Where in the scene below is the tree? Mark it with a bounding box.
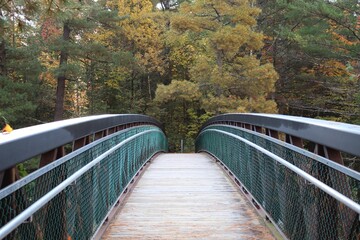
[0,0,43,127]
[154,80,202,151]
[257,0,360,122]
[153,0,278,150]
[40,0,127,119]
[96,0,168,114]
[169,0,278,114]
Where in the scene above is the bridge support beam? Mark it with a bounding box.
[0,167,19,189]
[40,146,65,168]
[265,129,279,139]
[285,135,303,148]
[73,136,91,150]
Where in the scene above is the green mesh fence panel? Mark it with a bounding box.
[0,126,167,240]
[196,127,359,240]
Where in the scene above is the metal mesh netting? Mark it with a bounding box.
[205,125,359,203]
[196,128,359,240]
[0,126,167,240]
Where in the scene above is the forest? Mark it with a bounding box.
[1,0,359,152]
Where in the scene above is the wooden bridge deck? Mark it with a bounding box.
[101,153,276,240]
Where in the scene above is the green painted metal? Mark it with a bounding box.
[196,125,359,240]
[0,126,167,240]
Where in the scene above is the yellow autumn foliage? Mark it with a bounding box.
[155,80,202,103]
[117,0,165,74]
[167,0,278,114]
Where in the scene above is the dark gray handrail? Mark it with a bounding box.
[0,129,164,239]
[0,114,162,172]
[200,113,360,156]
[199,128,360,214]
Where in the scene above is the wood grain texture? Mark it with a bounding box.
[101,153,275,240]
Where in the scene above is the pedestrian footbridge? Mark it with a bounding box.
[0,114,359,239]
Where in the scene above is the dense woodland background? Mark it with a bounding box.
[1,0,359,153]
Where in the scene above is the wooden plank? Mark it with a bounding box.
[101,153,276,240]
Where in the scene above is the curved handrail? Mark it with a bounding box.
[0,129,164,239]
[196,126,360,239]
[0,114,162,172]
[198,129,360,214]
[200,113,360,156]
[205,124,360,181]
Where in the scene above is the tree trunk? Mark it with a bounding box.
[131,74,135,110]
[0,12,6,77]
[148,75,152,99]
[54,22,71,121]
[0,39,5,77]
[86,61,95,115]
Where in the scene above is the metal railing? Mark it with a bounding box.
[0,114,163,174]
[196,114,360,240]
[200,113,360,157]
[0,116,167,239]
